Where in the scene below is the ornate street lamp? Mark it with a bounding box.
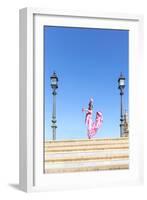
[118,73,125,137]
[50,72,58,140]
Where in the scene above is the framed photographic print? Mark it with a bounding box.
[19,8,144,192]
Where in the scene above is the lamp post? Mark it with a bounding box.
[50,72,58,140]
[118,73,125,137]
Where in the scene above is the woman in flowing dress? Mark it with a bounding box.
[82,98,103,139]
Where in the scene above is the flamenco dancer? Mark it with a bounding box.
[82,98,103,139]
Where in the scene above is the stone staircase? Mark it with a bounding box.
[44,137,129,173]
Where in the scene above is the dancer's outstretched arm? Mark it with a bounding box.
[82,108,88,112]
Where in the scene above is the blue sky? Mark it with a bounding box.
[44,26,128,140]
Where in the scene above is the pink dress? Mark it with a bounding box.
[83,102,103,139]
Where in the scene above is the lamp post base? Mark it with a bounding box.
[51,125,57,140]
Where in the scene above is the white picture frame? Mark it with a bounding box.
[19,7,144,192]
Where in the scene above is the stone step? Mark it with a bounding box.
[45,141,128,148]
[45,149,129,160]
[45,144,128,152]
[44,137,129,173]
[45,137,128,146]
[45,155,128,163]
[45,160,129,173]
[45,137,128,143]
[45,164,129,173]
